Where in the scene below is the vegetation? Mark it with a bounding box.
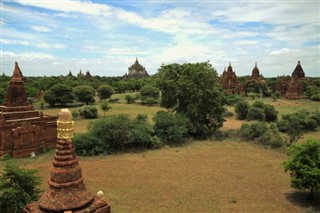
[43,83,75,106]
[81,105,98,119]
[235,100,249,120]
[97,85,113,100]
[100,100,111,117]
[157,62,225,138]
[284,139,320,199]
[0,164,41,213]
[73,85,95,105]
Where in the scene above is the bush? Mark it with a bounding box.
[82,106,98,119]
[239,122,268,140]
[247,107,265,121]
[235,101,249,120]
[125,95,136,104]
[311,93,320,101]
[72,110,79,120]
[225,94,244,106]
[139,85,159,100]
[252,100,265,108]
[153,111,190,144]
[0,164,41,213]
[73,133,108,156]
[109,98,119,103]
[264,105,278,122]
[97,85,113,100]
[141,97,158,106]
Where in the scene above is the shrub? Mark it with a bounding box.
[153,111,191,144]
[97,85,113,100]
[139,85,159,100]
[0,164,41,213]
[225,94,244,106]
[141,97,158,106]
[247,107,265,121]
[264,105,278,122]
[252,100,265,108]
[73,133,108,156]
[125,95,136,104]
[108,98,119,103]
[82,106,98,119]
[311,93,320,101]
[239,122,268,140]
[235,101,249,120]
[72,110,79,120]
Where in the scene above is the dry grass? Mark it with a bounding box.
[17,141,318,212]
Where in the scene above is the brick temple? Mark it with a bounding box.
[250,62,264,81]
[124,57,149,79]
[0,62,57,158]
[24,109,111,213]
[219,62,240,94]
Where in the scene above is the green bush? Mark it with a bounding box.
[252,100,265,108]
[72,110,79,120]
[311,93,320,101]
[109,98,119,103]
[141,97,158,106]
[0,164,41,213]
[139,85,159,100]
[247,107,265,121]
[235,100,249,120]
[239,122,268,140]
[264,105,278,122]
[82,106,98,119]
[125,95,136,104]
[225,94,244,106]
[73,133,108,156]
[153,111,190,144]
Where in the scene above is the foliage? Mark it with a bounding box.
[97,85,113,100]
[153,111,190,144]
[73,133,108,156]
[283,139,320,199]
[100,100,111,117]
[71,109,79,120]
[73,85,95,105]
[109,98,120,103]
[239,122,268,140]
[225,94,244,106]
[141,97,158,106]
[264,105,278,122]
[0,164,41,213]
[247,107,265,121]
[113,81,127,93]
[157,62,225,138]
[82,105,98,119]
[139,85,159,100]
[304,85,320,98]
[87,115,162,153]
[125,95,136,104]
[311,93,320,101]
[43,83,75,107]
[235,100,249,120]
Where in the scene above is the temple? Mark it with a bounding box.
[24,109,111,213]
[250,62,263,80]
[0,62,57,158]
[124,58,149,79]
[219,62,240,94]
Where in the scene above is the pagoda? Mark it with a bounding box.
[219,62,240,94]
[285,77,300,99]
[0,62,56,158]
[250,62,263,81]
[24,109,111,213]
[292,60,305,78]
[124,58,149,79]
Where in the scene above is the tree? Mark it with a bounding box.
[113,81,127,93]
[235,100,249,120]
[125,95,136,104]
[157,62,225,138]
[73,85,95,105]
[0,164,41,212]
[43,83,75,107]
[139,85,159,100]
[100,100,111,117]
[284,139,320,200]
[97,85,113,100]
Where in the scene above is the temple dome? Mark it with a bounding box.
[251,62,260,78]
[292,60,305,78]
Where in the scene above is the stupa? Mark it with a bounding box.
[124,57,149,79]
[0,62,56,158]
[219,62,240,94]
[24,108,111,213]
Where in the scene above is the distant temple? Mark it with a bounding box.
[250,62,264,81]
[124,58,149,79]
[0,62,57,158]
[219,62,240,94]
[85,71,93,79]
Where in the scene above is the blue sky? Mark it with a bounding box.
[1,0,319,77]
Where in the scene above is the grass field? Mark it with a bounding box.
[1,96,320,212]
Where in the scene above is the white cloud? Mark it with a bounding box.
[269,48,290,55]
[31,25,51,32]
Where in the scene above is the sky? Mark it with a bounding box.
[1,0,319,77]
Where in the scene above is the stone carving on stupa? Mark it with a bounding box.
[24,109,111,213]
[0,62,56,158]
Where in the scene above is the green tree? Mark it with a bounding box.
[43,83,75,107]
[0,164,41,213]
[125,94,136,104]
[73,85,95,105]
[100,100,111,117]
[97,85,113,100]
[157,62,225,138]
[113,81,127,93]
[139,85,159,100]
[235,100,250,120]
[284,139,320,200]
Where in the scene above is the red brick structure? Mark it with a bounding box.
[219,62,240,94]
[0,62,56,158]
[250,62,264,81]
[285,77,300,99]
[24,109,111,213]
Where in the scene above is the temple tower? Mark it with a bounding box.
[219,62,240,94]
[125,58,149,79]
[24,109,111,212]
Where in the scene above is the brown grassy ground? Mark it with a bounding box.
[18,141,319,213]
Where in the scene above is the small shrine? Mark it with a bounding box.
[85,71,93,79]
[0,62,56,158]
[124,58,149,79]
[250,62,264,81]
[219,62,240,94]
[24,109,111,213]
